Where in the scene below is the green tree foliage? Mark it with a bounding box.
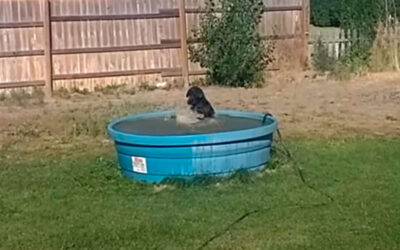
[311,0,341,27]
[189,0,274,87]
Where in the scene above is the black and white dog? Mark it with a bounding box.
[186,86,215,120]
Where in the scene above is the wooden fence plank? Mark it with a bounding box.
[178,0,189,87]
[0,50,44,58]
[51,12,179,22]
[0,80,45,89]
[42,0,53,98]
[300,0,309,67]
[53,67,181,80]
[0,22,43,29]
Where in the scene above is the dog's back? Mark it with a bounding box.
[195,98,215,118]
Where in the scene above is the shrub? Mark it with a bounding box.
[312,38,336,73]
[189,0,274,88]
[312,38,370,79]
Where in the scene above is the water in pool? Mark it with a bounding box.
[113,113,271,135]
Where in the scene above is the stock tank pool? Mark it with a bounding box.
[107,110,278,183]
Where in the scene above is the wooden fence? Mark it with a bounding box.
[0,0,310,96]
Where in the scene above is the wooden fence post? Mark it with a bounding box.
[178,0,189,88]
[301,0,310,69]
[42,0,53,98]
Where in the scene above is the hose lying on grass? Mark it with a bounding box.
[197,112,335,250]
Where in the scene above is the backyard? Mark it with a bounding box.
[1,73,400,249]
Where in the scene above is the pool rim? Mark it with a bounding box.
[107,109,278,146]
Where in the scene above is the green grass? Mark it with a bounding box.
[0,137,399,250]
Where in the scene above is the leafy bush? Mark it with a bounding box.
[312,38,336,72]
[312,38,370,79]
[189,0,274,88]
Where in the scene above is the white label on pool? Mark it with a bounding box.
[131,156,147,174]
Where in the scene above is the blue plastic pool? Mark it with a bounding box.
[107,110,278,183]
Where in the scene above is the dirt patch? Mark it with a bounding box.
[125,72,400,137]
[1,72,400,142]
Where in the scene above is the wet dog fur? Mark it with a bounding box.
[186,86,215,120]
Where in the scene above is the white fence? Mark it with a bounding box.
[309,25,354,59]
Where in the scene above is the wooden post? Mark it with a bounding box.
[301,0,310,69]
[178,0,189,88]
[42,0,53,98]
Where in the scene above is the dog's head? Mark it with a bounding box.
[186,86,205,107]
